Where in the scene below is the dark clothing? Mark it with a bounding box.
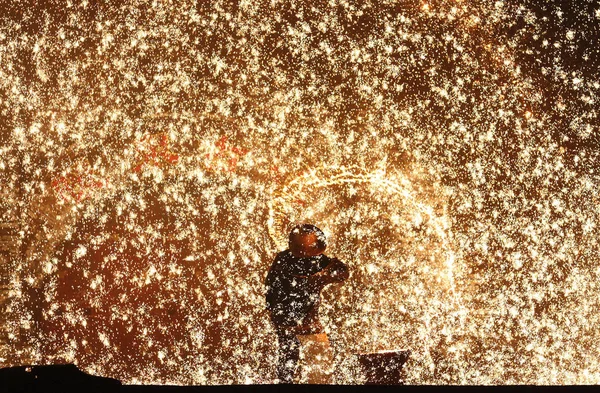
[265,249,349,333]
[275,329,301,383]
[265,249,349,383]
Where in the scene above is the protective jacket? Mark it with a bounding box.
[265,249,349,334]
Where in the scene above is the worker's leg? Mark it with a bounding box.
[296,333,334,384]
[276,328,300,383]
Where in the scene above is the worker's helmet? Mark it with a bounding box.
[288,224,327,257]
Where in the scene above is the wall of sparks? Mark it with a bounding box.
[0,0,599,385]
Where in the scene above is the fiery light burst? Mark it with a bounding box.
[0,0,599,385]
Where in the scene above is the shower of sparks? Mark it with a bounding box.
[0,0,599,385]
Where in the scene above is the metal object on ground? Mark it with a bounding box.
[356,349,411,385]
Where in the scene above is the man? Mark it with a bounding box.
[265,224,349,383]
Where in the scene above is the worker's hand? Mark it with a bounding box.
[328,258,349,281]
[313,257,349,283]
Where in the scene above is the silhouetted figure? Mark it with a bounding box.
[265,224,349,383]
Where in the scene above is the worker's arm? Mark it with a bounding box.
[310,257,349,284]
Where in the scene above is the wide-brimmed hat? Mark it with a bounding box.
[289,224,327,257]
